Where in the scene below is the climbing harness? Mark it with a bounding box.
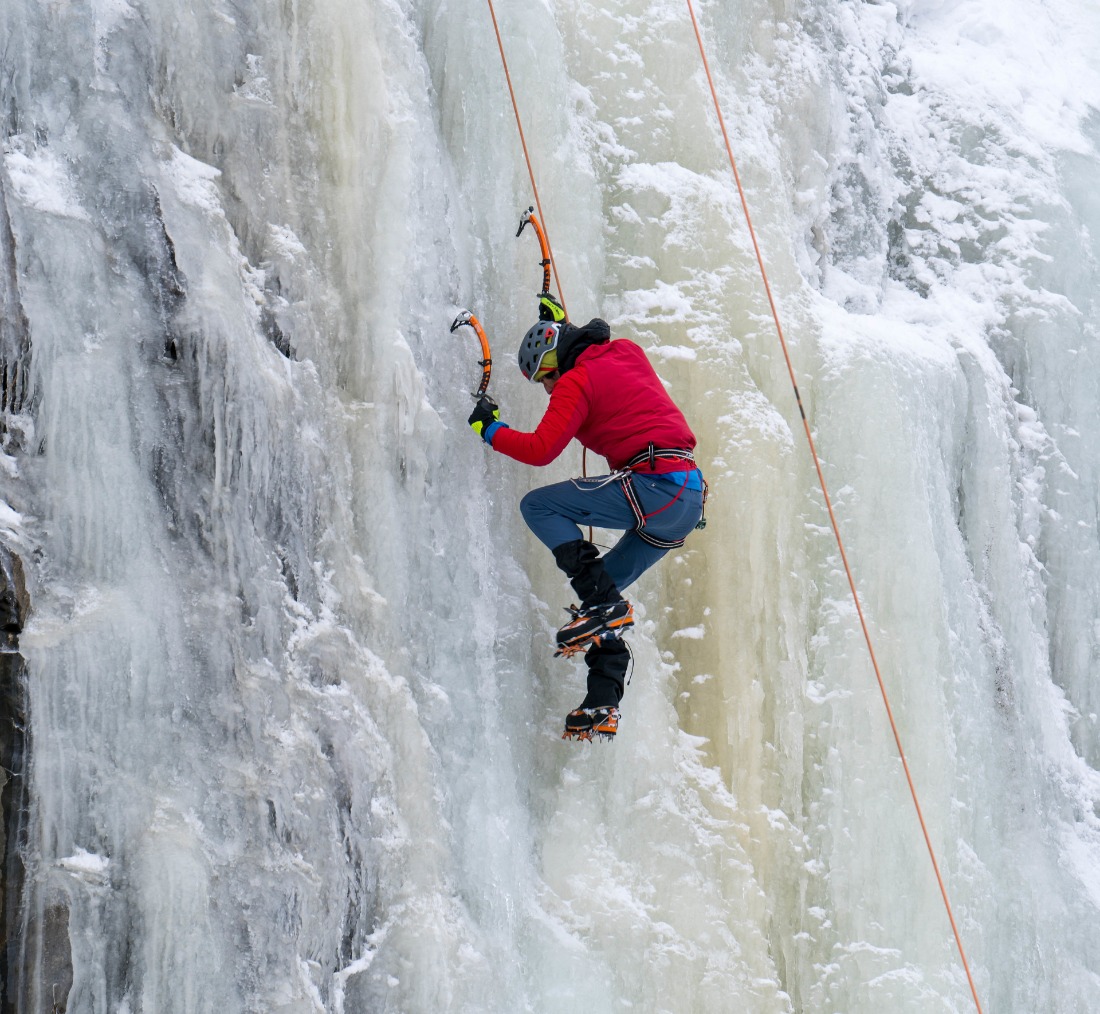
[449,310,493,399]
[684,2,984,1010]
[567,443,708,550]
[621,446,706,548]
[620,475,689,549]
[624,445,696,471]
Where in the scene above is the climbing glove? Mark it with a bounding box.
[538,292,566,323]
[468,395,507,445]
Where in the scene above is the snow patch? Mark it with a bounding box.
[4,143,90,221]
[162,146,224,216]
[670,625,705,640]
[59,848,111,883]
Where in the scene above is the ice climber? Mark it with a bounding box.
[468,294,706,741]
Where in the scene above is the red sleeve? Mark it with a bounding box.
[491,371,590,466]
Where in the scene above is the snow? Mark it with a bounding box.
[670,625,706,640]
[3,144,90,221]
[162,145,224,216]
[0,500,22,535]
[59,848,111,882]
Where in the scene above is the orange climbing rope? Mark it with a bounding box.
[683,2,984,1011]
[485,0,568,319]
[486,0,596,533]
[486,9,984,1002]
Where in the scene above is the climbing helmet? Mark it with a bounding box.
[518,320,561,381]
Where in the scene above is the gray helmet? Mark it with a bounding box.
[518,320,560,381]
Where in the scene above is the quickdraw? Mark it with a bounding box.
[449,310,493,399]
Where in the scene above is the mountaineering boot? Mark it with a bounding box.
[562,642,629,743]
[554,600,634,657]
[562,705,619,742]
[550,540,633,657]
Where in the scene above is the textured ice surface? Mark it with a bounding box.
[1,0,1099,1010]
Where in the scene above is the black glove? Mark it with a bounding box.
[538,292,566,323]
[468,395,505,444]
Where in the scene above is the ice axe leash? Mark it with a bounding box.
[449,310,493,399]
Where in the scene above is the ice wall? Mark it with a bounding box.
[1,0,1098,1011]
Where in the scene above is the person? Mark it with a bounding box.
[468,294,706,741]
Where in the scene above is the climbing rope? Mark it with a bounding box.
[487,0,597,534]
[485,0,568,318]
[683,2,984,1011]
[486,7,984,1003]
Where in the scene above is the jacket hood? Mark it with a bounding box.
[556,318,611,374]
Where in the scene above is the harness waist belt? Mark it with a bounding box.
[625,444,696,471]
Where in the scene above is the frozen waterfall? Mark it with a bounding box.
[2,0,1100,1010]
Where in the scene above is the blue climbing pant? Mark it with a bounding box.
[520,471,705,592]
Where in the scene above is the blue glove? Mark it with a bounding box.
[468,395,508,445]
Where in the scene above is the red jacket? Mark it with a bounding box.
[492,338,696,472]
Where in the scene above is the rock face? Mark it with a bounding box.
[3,546,50,1014]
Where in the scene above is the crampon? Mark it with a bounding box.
[553,600,634,658]
[561,705,620,742]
